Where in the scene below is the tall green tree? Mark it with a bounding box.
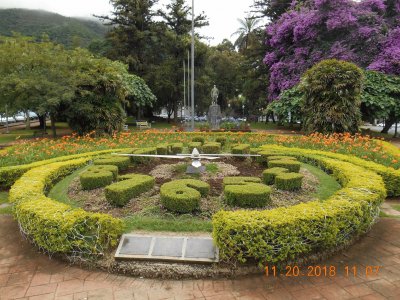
[231,16,262,53]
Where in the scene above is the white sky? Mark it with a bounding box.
[0,0,257,45]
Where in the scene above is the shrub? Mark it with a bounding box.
[131,147,157,163]
[268,159,301,173]
[87,165,118,180]
[0,148,131,189]
[192,136,205,145]
[301,59,364,134]
[170,143,184,154]
[203,142,221,154]
[215,136,227,146]
[213,151,386,266]
[156,144,170,155]
[223,177,271,208]
[275,173,304,191]
[263,167,289,185]
[9,159,123,256]
[80,170,114,190]
[160,179,210,213]
[268,156,297,162]
[105,174,155,207]
[260,144,400,197]
[188,142,202,153]
[232,144,250,155]
[94,155,130,171]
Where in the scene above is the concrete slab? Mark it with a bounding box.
[115,234,219,263]
[185,238,216,259]
[152,237,184,258]
[119,236,152,256]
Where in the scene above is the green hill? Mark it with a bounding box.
[0,9,108,48]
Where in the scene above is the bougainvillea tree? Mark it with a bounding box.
[264,0,400,100]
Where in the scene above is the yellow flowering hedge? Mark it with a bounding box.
[259,144,400,196]
[212,148,386,265]
[0,148,131,189]
[9,158,123,256]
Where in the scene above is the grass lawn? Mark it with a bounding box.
[0,191,12,215]
[392,204,400,212]
[48,167,88,208]
[0,122,72,145]
[301,163,341,200]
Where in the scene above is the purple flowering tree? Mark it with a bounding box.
[264,0,400,100]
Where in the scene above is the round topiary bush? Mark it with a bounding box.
[156,144,170,155]
[80,170,114,190]
[170,143,184,154]
[301,59,364,134]
[192,136,206,145]
[268,159,301,173]
[262,167,289,185]
[160,179,210,213]
[94,156,131,171]
[275,172,304,191]
[215,136,227,146]
[188,142,203,153]
[203,142,221,154]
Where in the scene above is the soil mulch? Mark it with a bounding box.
[68,158,321,220]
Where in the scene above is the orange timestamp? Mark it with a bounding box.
[265,265,381,277]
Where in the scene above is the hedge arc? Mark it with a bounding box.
[212,148,386,265]
[9,158,123,256]
[0,148,132,189]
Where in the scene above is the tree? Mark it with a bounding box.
[0,36,156,136]
[264,0,397,100]
[97,0,161,76]
[231,16,262,52]
[362,71,400,135]
[300,59,364,134]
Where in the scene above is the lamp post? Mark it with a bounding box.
[5,104,9,134]
[242,104,245,118]
[191,0,195,131]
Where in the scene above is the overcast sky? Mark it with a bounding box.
[0,0,259,45]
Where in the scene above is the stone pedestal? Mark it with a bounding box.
[208,104,222,130]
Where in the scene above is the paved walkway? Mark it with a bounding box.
[1,216,400,299]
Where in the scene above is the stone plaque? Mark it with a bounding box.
[152,237,184,258]
[119,236,152,256]
[185,238,217,260]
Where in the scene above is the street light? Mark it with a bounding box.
[5,104,9,134]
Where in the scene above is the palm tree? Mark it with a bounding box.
[231,16,262,52]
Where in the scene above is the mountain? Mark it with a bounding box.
[0,9,108,48]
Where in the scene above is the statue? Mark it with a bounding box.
[211,85,219,105]
[208,85,222,130]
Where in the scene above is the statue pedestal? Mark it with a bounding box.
[208,104,222,131]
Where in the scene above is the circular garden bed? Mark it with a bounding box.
[2,133,397,278]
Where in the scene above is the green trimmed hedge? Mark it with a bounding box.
[189,142,203,153]
[170,143,184,155]
[275,173,304,191]
[213,151,386,265]
[192,137,205,145]
[156,144,170,155]
[203,142,221,154]
[105,174,155,207]
[268,156,297,162]
[9,159,123,256]
[160,179,210,213]
[232,144,250,155]
[215,137,227,146]
[0,148,131,189]
[87,165,118,180]
[80,170,114,190]
[94,155,131,171]
[131,147,157,163]
[260,144,400,197]
[223,177,271,208]
[263,167,289,185]
[268,159,301,173]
